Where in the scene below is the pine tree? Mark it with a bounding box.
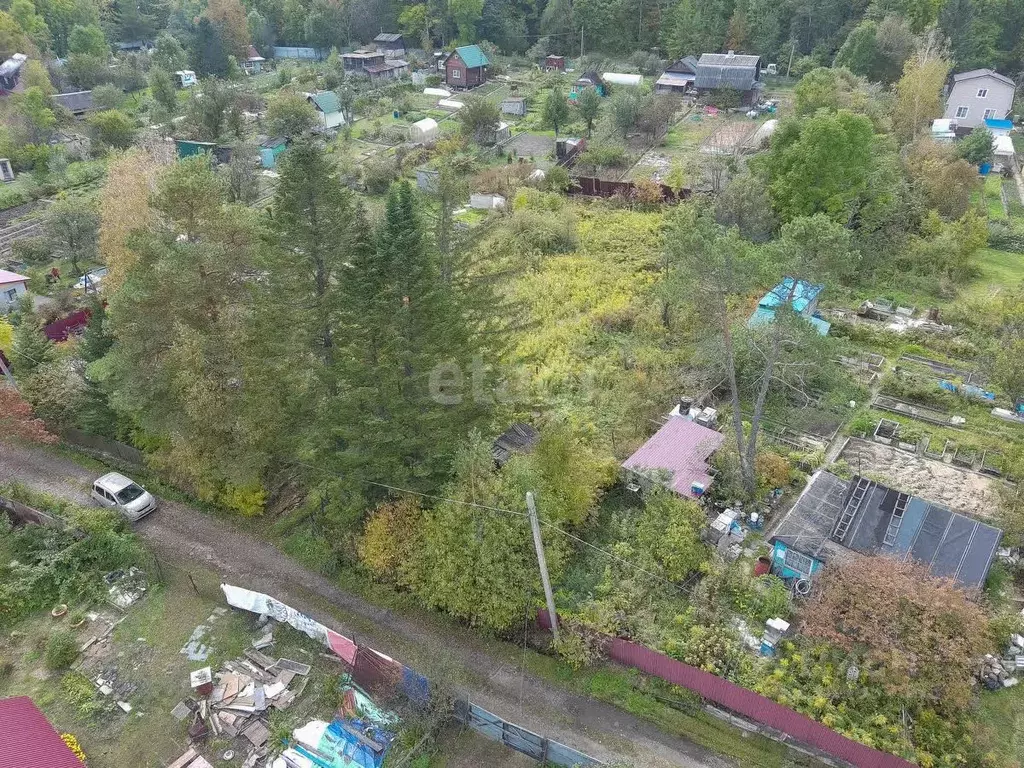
[332,180,491,491]
[11,304,53,376]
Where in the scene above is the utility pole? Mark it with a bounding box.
[786,41,796,78]
[580,22,584,60]
[527,492,559,645]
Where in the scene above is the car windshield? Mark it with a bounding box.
[115,484,145,504]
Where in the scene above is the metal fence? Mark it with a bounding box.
[272,46,322,60]
[454,700,602,767]
[538,613,914,768]
[63,428,144,466]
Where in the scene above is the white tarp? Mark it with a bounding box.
[994,134,1015,158]
[438,98,465,110]
[602,72,643,87]
[221,583,329,645]
[423,87,450,97]
[410,117,438,142]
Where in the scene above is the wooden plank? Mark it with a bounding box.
[166,748,199,768]
[340,721,385,752]
[276,658,311,675]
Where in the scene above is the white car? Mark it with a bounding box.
[90,472,158,522]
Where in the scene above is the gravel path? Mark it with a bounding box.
[0,440,732,768]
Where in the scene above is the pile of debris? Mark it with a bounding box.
[976,639,1024,691]
[171,630,312,768]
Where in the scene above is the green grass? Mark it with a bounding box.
[986,174,1008,220]
[958,247,1024,304]
[977,685,1024,766]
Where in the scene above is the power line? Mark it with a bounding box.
[288,458,683,593]
[287,459,529,517]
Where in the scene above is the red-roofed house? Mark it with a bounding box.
[0,696,86,768]
[622,414,725,498]
[0,268,28,311]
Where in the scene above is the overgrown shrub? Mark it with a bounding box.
[363,156,399,195]
[45,630,79,669]
[0,489,141,627]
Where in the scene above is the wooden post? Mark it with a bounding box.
[527,492,559,644]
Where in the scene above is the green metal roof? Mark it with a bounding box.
[452,45,489,69]
[310,91,340,114]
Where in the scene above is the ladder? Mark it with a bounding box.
[834,476,872,542]
[882,492,911,547]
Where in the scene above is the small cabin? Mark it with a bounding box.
[544,55,566,72]
[243,46,265,74]
[175,70,198,88]
[569,71,604,101]
[366,59,409,82]
[259,136,288,168]
[500,95,526,115]
[444,44,489,89]
[306,90,345,130]
[342,50,386,73]
[52,90,96,119]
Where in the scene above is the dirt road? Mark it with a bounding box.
[0,441,734,768]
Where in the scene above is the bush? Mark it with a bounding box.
[45,630,79,669]
[987,221,1024,253]
[579,143,628,169]
[363,156,399,194]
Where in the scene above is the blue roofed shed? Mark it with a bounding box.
[749,277,830,335]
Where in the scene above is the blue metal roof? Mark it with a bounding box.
[749,277,829,335]
[759,277,823,313]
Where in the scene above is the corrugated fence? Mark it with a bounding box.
[272,46,321,60]
[538,614,915,768]
[454,700,602,767]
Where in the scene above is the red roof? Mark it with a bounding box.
[622,415,725,497]
[0,697,86,768]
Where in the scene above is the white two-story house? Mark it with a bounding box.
[944,69,1016,131]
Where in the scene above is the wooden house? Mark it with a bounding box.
[374,33,406,57]
[342,50,386,73]
[655,56,698,94]
[444,44,489,89]
[694,51,762,105]
[544,55,565,72]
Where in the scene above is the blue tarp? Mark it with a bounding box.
[939,379,995,401]
[985,118,1013,131]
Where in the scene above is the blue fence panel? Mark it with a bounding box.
[461,702,603,767]
[272,46,321,60]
